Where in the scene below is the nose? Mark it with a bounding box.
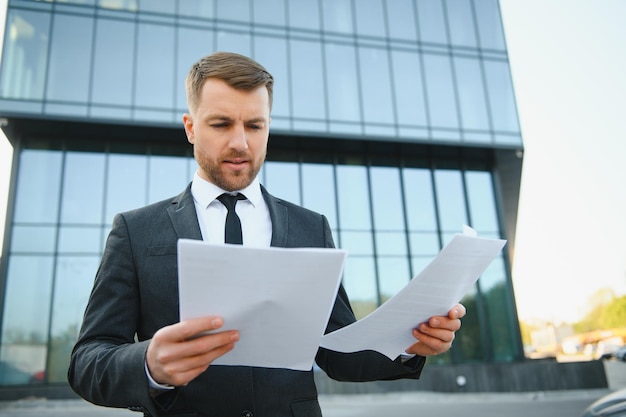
[228,124,248,151]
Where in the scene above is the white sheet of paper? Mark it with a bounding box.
[319,228,506,360]
[177,239,346,371]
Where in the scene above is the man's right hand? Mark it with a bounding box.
[146,316,239,387]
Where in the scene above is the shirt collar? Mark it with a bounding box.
[191,171,263,209]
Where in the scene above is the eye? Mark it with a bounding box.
[211,122,230,129]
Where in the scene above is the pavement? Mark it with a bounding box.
[0,360,623,417]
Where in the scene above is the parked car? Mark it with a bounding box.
[581,388,626,417]
[615,346,626,362]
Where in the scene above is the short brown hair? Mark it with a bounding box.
[185,51,274,113]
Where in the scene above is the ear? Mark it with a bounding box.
[183,113,194,144]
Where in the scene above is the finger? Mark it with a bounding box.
[415,325,455,344]
[158,340,238,385]
[154,330,239,366]
[156,316,226,343]
[426,316,461,332]
[449,303,467,319]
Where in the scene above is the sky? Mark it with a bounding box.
[0,0,625,325]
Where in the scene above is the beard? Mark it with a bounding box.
[194,147,264,192]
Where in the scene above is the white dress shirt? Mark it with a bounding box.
[190,172,272,247]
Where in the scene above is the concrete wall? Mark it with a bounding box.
[315,359,608,394]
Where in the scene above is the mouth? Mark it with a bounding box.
[223,158,249,170]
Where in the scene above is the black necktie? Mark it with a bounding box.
[217,193,246,244]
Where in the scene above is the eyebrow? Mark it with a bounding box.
[205,114,267,124]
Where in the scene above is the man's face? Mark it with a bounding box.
[183,78,271,191]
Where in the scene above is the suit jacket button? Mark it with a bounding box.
[241,411,253,417]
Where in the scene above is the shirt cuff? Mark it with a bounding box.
[145,360,175,391]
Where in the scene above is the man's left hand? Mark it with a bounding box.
[405,303,466,357]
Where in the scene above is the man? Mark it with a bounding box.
[68,52,466,417]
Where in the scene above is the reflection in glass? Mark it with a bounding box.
[0,10,50,100]
[48,256,100,382]
[10,226,57,253]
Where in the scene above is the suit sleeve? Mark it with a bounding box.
[67,213,160,415]
[314,215,426,381]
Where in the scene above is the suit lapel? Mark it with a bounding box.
[261,185,289,248]
[167,184,203,241]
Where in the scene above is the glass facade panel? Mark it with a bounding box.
[60,152,106,224]
[416,0,448,44]
[465,170,499,233]
[423,54,459,130]
[402,168,437,231]
[287,0,321,31]
[0,256,54,385]
[378,257,410,303]
[370,166,404,230]
[289,39,326,121]
[385,0,417,41]
[359,46,394,126]
[178,0,214,19]
[434,169,467,232]
[325,43,360,124]
[105,154,148,223]
[301,163,338,230]
[446,0,478,48]
[342,257,377,319]
[263,161,301,204]
[454,56,490,133]
[91,18,135,107]
[484,60,520,134]
[473,0,506,50]
[321,0,353,34]
[391,50,427,128]
[253,0,286,26]
[13,150,62,223]
[148,155,191,203]
[217,0,251,23]
[336,165,371,231]
[46,13,93,103]
[135,23,175,109]
[0,9,50,100]
[354,0,385,38]
[47,256,101,382]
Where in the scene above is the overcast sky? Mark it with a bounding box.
[1,0,625,325]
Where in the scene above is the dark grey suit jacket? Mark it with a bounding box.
[68,185,424,417]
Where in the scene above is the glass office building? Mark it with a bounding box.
[0,0,524,389]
